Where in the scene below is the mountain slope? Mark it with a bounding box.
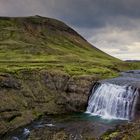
[0,15,136,76]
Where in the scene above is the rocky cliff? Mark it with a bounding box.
[0,70,100,136]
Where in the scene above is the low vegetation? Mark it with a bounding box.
[0,15,139,78]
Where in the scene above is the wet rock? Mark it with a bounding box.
[135,89,140,118]
[0,74,21,89]
[23,128,30,137]
[100,120,140,140]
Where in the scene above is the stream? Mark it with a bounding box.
[3,113,128,140]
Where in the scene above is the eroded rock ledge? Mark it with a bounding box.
[0,69,99,136]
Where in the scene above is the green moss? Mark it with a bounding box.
[0,16,139,77]
[102,132,119,140]
[32,109,43,118]
[0,16,116,76]
[133,134,140,140]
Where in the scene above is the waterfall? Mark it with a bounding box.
[86,83,138,120]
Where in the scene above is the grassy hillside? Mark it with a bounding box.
[0,15,139,77]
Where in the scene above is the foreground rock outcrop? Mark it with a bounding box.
[100,120,140,140]
[0,70,99,136]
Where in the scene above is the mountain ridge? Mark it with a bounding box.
[0,15,125,77]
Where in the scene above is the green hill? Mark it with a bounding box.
[0,15,139,77]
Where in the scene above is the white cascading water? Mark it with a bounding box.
[86,83,138,120]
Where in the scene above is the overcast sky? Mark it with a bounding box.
[0,0,140,60]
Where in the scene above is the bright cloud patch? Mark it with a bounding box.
[87,24,140,60]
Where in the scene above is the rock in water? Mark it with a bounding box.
[12,137,19,140]
[23,128,30,137]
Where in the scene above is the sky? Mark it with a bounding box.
[0,0,140,60]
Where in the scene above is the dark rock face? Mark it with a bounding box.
[0,70,98,136]
[101,119,140,140]
[42,72,98,113]
[135,89,140,118]
[0,74,21,89]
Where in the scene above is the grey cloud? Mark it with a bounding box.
[0,0,140,60]
[49,0,140,28]
[0,0,140,28]
[88,24,140,60]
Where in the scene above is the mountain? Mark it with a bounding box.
[0,15,128,77]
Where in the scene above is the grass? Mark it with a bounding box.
[0,16,139,77]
